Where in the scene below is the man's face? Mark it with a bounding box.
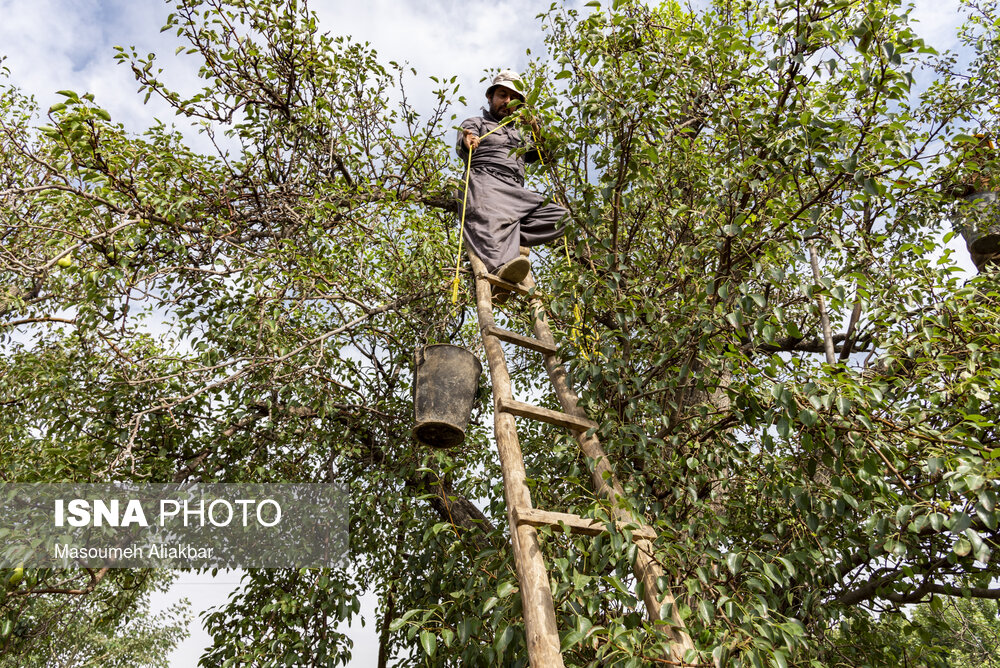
[488,87,523,118]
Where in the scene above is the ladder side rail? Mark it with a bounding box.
[522,275,696,661]
[468,251,565,668]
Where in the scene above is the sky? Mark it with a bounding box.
[0,0,555,151]
[0,0,977,664]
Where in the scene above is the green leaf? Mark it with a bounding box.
[497,581,517,598]
[495,625,515,655]
[607,575,631,598]
[954,537,972,557]
[726,552,744,575]
[419,630,436,657]
[561,628,587,650]
[699,600,715,623]
[950,512,972,533]
[457,618,473,644]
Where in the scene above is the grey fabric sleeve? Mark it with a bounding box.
[456,117,484,161]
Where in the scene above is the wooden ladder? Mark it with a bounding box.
[467,250,695,667]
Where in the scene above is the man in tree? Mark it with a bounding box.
[456,70,565,292]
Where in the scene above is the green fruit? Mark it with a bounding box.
[56,256,73,268]
[7,567,23,586]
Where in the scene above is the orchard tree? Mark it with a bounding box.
[858,597,1000,666]
[0,569,189,668]
[2,0,1000,666]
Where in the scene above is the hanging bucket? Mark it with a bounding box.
[412,344,482,448]
[952,190,1000,270]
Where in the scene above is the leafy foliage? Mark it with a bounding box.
[0,570,189,667]
[3,0,1000,665]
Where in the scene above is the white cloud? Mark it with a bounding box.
[0,0,208,150]
[0,0,561,143]
[0,0,974,137]
[909,0,965,55]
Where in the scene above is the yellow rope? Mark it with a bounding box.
[529,123,592,361]
[450,116,516,305]
[527,126,574,268]
[451,149,474,304]
[450,110,595,361]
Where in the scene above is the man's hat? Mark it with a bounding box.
[486,70,525,101]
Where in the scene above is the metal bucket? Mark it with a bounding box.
[952,190,1000,271]
[412,344,483,448]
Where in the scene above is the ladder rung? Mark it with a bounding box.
[513,507,656,541]
[499,397,598,432]
[483,325,558,356]
[481,272,532,297]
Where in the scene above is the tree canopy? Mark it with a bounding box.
[3,0,1000,665]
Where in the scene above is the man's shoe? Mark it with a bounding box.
[496,256,531,285]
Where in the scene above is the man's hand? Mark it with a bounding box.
[463,130,480,152]
[526,116,541,138]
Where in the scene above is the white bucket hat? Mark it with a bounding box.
[486,70,525,101]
